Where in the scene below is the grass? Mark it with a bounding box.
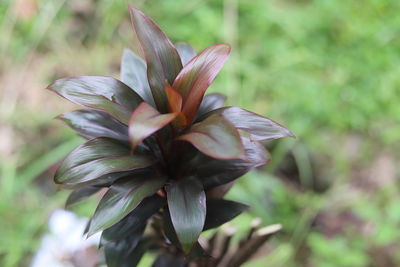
[0,0,399,266]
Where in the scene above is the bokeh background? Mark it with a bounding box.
[1,0,400,266]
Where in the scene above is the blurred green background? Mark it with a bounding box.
[0,0,399,266]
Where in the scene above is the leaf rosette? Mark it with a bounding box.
[47,5,294,265]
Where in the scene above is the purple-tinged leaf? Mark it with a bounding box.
[178,114,245,160]
[55,138,154,185]
[58,109,129,142]
[101,195,165,243]
[172,44,230,123]
[47,76,143,124]
[196,93,227,119]
[129,102,178,150]
[129,6,183,113]
[121,49,155,107]
[204,199,249,231]
[165,84,182,113]
[104,224,147,267]
[175,42,196,66]
[201,106,294,141]
[65,185,101,208]
[166,177,206,254]
[88,174,167,236]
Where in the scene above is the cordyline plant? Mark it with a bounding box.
[47,5,293,267]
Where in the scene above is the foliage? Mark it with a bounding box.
[47,5,293,265]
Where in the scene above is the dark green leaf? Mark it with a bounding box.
[129,102,178,149]
[175,42,196,66]
[129,6,183,113]
[101,195,164,243]
[152,254,186,267]
[204,199,249,231]
[104,224,146,267]
[47,76,143,124]
[178,114,245,160]
[58,109,129,142]
[65,185,101,207]
[120,49,155,106]
[166,177,206,253]
[201,107,294,141]
[88,174,166,236]
[55,138,154,185]
[173,44,230,123]
[196,93,226,119]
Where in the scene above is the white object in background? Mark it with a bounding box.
[31,209,101,267]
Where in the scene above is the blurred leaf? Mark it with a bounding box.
[47,76,143,124]
[55,138,154,184]
[104,224,146,267]
[152,254,186,267]
[179,114,245,160]
[173,44,230,123]
[128,102,177,149]
[58,109,129,142]
[129,6,182,113]
[175,42,196,66]
[101,195,165,243]
[166,177,206,253]
[65,185,101,207]
[204,198,249,230]
[120,49,155,107]
[196,93,227,119]
[88,174,166,235]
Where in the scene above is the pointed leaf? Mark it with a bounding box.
[120,49,155,106]
[201,107,294,141]
[196,93,227,119]
[65,185,101,207]
[58,109,129,142]
[55,138,154,184]
[101,195,165,243]
[129,102,178,149]
[173,44,230,123]
[178,114,245,160]
[175,42,196,66]
[88,174,167,235]
[129,6,183,113]
[166,177,206,253]
[104,224,146,267]
[204,199,249,231]
[47,76,143,124]
[165,84,182,113]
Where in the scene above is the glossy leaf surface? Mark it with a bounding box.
[55,138,154,184]
[166,177,206,253]
[88,174,166,236]
[104,224,146,267]
[128,102,178,149]
[173,44,230,123]
[204,199,249,230]
[204,107,295,141]
[120,49,155,106]
[47,76,143,124]
[175,42,196,66]
[101,195,164,243]
[129,6,182,113]
[58,109,129,142]
[65,185,101,207]
[196,93,226,118]
[179,114,245,160]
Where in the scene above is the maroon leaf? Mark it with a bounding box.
[196,93,227,118]
[129,102,178,150]
[166,177,206,253]
[178,114,245,160]
[201,106,295,141]
[172,44,230,123]
[47,76,143,124]
[129,6,183,113]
